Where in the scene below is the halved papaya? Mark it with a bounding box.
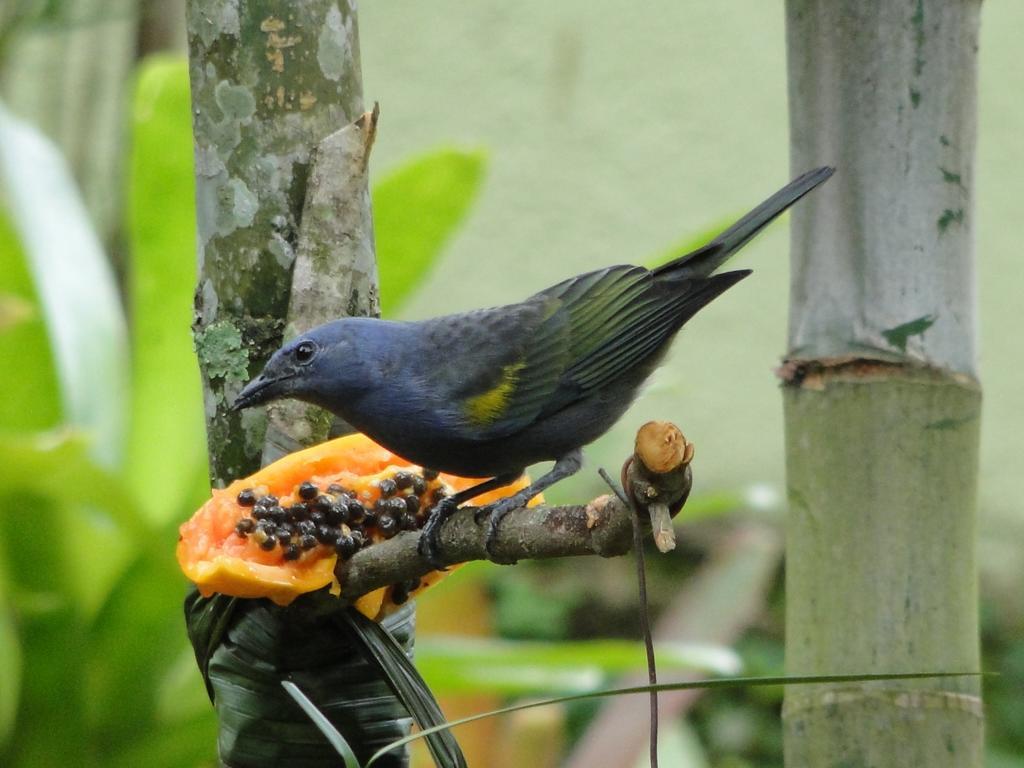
[177,433,534,618]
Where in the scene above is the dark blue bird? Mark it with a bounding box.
[233,167,833,564]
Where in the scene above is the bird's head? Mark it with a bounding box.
[230,319,378,413]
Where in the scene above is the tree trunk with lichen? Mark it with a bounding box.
[782,2,983,766]
[185,4,411,767]
[187,0,370,487]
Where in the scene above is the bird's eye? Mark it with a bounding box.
[294,341,317,364]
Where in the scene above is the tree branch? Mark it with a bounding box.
[333,424,695,604]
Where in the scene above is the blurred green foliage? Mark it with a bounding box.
[124,56,207,526]
[0,55,211,765]
[0,213,60,432]
[374,149,486,317]
[417,637,739,696]
[0,102,130,468]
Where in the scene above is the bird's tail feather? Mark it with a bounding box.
[671,269,752,326]
[655,166,834,280]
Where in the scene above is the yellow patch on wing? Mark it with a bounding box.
[465,360,525,425]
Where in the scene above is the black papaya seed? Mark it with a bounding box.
[334,534,357,558]
[376,514,397,538]
[327,502,348,526]
[236,489,257,506]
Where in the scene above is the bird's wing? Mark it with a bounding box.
[417,294,572,439]
[419,265,656,439]
[552,269,749,399]
[421,265,746,441]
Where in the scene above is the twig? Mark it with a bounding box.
[564,525,782,768]
[601,468,659,768]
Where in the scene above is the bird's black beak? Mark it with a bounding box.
[230,372,290,412]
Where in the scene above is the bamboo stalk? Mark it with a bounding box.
[782,1,983,765]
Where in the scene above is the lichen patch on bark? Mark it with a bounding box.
[317,5,352,81]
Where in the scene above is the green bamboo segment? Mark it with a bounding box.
[782,372,982,765]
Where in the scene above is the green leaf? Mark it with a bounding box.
[416,637,741,696]
[182,590,238,703]
[0,293,32,332]
[98,713,217,768]
[124,55,208,524]
[0,432,143,541]
[0,211,61,432]
[0,488,90,766]
[0,103,129,467]
[185,597,420,767]
[281,681,362,768]
[367,671,982,765]
[343,611,467,768]
[0,431,142,617]
[155,646,217,725]
[0,598,20,748]
[373,149,486,316]
[84,540,201,752]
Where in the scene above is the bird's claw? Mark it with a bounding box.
[472,505,491,525]
[418,496,458,570]
[479,493,529,564]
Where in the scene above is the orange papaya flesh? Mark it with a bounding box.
[177,433,536,618]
